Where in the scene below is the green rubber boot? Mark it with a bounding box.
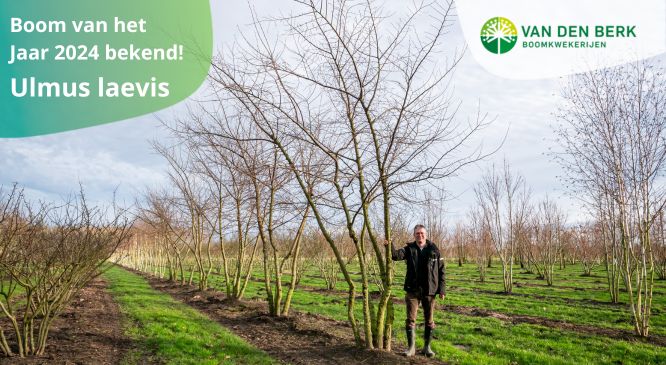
[421,325,435,357]
[404,326,416,357]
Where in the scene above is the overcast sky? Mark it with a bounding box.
[3,1,660,224]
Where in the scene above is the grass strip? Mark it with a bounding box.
[104,265,277,365]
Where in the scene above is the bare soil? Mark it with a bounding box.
[143,275,449,365]
[447,285,625,309]
[445,305,666,347]
[0,278,135,365]
[464,277,607,292]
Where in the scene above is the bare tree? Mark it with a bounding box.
[555,61,666,337]
[654,211,666,280]
[569,223,602,277]
[475,162,531,293]
[530,197,565,286]
[152,143,216,291]
[195,129,260,300]
[467,207,491,282]
[133,190,189,283]
[312,230,343,290]
[0,186,132,358]
[210,0,491,349]
[452,223,466,267]
[174,105,317,313]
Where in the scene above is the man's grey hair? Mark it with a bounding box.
[413,224,426,232]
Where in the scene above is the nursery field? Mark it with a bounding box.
[3,2,665,365]
[90,261,666,365]
[6,260,663,364]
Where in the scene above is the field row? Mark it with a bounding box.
[133,261,666,364]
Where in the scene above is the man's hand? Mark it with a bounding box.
[439,293,445,300]
[383,239,390,246]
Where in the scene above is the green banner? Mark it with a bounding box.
[1,0,213,137]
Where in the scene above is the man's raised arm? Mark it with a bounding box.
[384,240,406,261]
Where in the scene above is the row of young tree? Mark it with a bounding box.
[113,0,491,352]
[450,164,666,293]
[0,2,660,359]
[444,61,666,339]
[556,61,666,337]
[117,1,666,345]
[0,185,131,358]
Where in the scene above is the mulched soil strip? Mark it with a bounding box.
[282,280,666,348]
[448,277,611,292]
[0,278,137,365]
[446,306,666,347]
[446,286,626,309]
[138,272,449,365]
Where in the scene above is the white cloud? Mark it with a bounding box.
[0,115,168,204]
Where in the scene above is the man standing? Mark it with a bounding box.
[386,224,445,357]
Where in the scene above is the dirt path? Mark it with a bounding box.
[0,278,135,365]
[143,275,449,365]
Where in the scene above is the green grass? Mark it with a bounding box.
[103,266,277,365]
[245,277,666,364]
[140,261,666,364]
[264,262,666,336]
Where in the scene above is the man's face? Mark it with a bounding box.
[414,228,427,245]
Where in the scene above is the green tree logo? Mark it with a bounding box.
[481,17,518,54]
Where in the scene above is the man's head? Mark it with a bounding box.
[413,224,427,245]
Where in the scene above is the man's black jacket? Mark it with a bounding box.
[391,240,445,296]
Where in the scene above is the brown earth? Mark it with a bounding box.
[0,278,138,365]
[142,274,449,365]
[446,285,626,309]
[453,276,607,292]
[444,305,666,347]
